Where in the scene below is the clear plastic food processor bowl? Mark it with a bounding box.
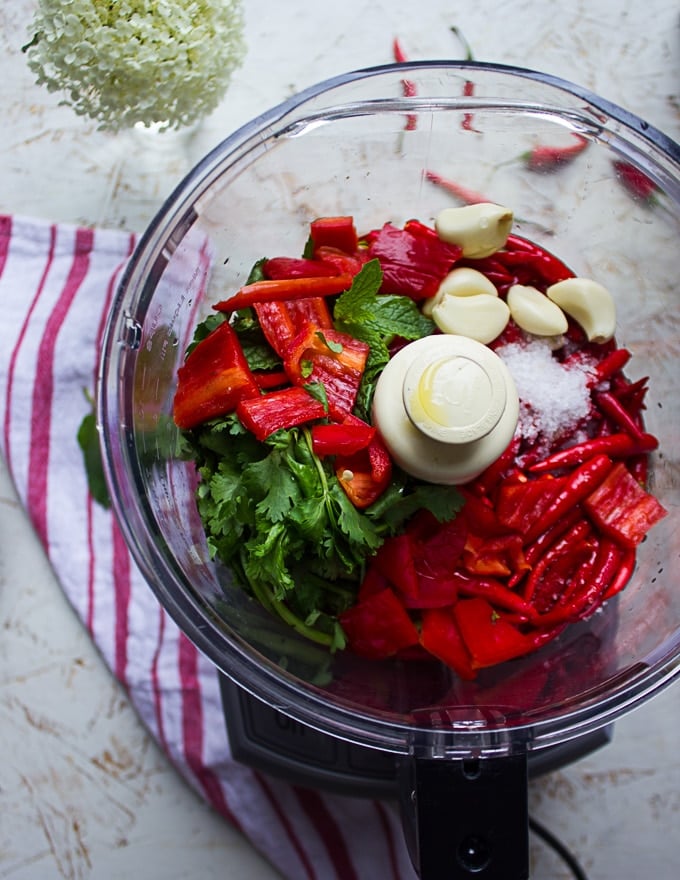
[99,62,680,877]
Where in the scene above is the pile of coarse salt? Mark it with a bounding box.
[497,338,594,458]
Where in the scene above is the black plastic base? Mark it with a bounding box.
[219,674,613,798]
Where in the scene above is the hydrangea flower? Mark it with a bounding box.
[23,0,246,131]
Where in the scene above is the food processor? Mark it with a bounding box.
[98,62,680,878]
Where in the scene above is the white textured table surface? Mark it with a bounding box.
[1,2,679,879]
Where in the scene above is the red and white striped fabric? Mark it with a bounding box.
[0,214,416,880]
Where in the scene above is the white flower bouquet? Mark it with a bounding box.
[23,0,246,131]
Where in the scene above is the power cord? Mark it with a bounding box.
[529,816,589,880]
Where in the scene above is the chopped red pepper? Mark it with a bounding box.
[214,274,353,312]
[235,386,327,441]
[264,257,340,279]
[284,324,369,421]
[314,246,366,277]
[372,532,419,601]
[335,432,393,509]
[366,221,462,300]
[454,598,543,669]
[173,319,260,430]
[309,216,359,255]
[495,475,566,534]
[583,461,668,548]
[420,608,476,680]
[310,418,376,457]
[339,588,420,659]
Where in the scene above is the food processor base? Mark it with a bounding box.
[219,674,613,798]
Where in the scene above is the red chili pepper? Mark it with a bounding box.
[601,547,636,601]
[612,160,658,204]
[529,432,659,473]
[454,573,537,619]
[263,257,340,279]
[522,519,594,604]
[173,319,260,429]
[284,323,369,420]
[495,236,574,286]
[214,274,353,312]
[595,391,650,441]
[523,135,589,172]
[583,461,668,548]
[235,386,327,441]
[592,347,631,382]
[495,474,566,533]
[522,506,583,568]
[424,169,490,205]
[466,437,521,496]
[310,418,376,457]
[309,216,359,254]
[524,454,614,543]
[339,588,420,659]
[366,220,462,300]
[335,432,393,509]
[420,607,476,680]
[392,37,418,131]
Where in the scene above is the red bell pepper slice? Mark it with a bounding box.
[173,319,260,430]
[314,246,366,277]
[263,257,340,279]
[310,418,376,457]
[583,461,668,548]
[372,532,420,601]
[335,432,392,509]
[366,220,462,301]
[454,598,544,669]
[254,297,333,358]
[235,386,327,441]
[309,216,359,254]
[420,608,476,680]
[495,475,566,534]
[339,588,420,659]
[284,324,369,421]
[213,274,353,312]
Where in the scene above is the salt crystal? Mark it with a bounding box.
[497,338,592,453]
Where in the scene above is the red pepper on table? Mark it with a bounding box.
[235,386,327,441]
[309,216,359,254]
[612,160,658,204]
[522,134,589,172]
[339,587,420,659]
[583,461,668,548]
[283,323,369,420]
[424,169,490,205]
[392,37,418,131]
[366,220,462,300]
[213,274,353,312]
[173,319,260,430]
[523,454,614,543]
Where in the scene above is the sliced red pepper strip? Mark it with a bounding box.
[335,432,392,509]
[310,419,376,457]
[523,454,614,543]
[235,386,327,441]
[284,324,369,421]
[252,369,289,390]
[583,461,668,548]
[522,519,595,605]
[309,216,358,255]
[214,274,353,312]
[495,475,566,533]
[454,598,545,669]
[314,246,365,277]
[601,547,636,601]
[420,608,476,680]
[339,588,420,659]
[263,257,340,279]
[454,574,537,619]
[372,532,419,601]
[173,319,260,430]
[529,432,658,473]
[366,221,462,301]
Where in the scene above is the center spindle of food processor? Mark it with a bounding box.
[372,335,520,484]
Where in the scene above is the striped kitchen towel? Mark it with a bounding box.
[0,213,415,880]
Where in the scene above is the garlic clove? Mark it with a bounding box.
[546,277,616,343]
[432,292,510,344]
[435,203,514,259]
[507,284,569,336]
[422,267,498,316]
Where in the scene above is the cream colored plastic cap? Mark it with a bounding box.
[372,335,519,485]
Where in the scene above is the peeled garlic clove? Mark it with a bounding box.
[435,203,514,259]
[432,292,510,344]
[546,277,616,343]
[507,284,569,336]
[422,267,498,316]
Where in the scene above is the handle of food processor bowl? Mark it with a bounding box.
[397,751,530,879]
